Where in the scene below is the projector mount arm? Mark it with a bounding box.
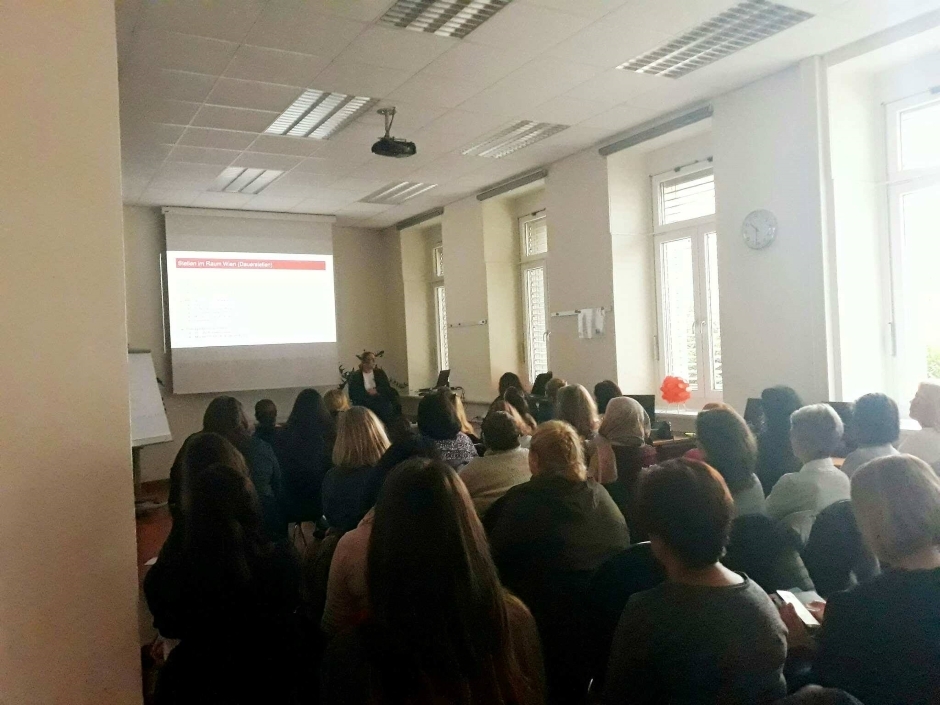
[378,107,396,138]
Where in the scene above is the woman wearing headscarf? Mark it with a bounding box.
[589,396,657,531]
[899,382,940,467]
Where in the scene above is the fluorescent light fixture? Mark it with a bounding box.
[618,0,813,79]
[462,121,569,159]
[380,0,513,39]
[209,167,283,194]
[265,89,376,139]
[360,181,438,205]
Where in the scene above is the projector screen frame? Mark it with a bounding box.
[160,207,339,395]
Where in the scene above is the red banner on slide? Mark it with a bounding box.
[175,258,326,271]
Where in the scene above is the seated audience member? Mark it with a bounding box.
[201,396,287,542]
[273,388,335,524]
[841,393,899,477]
[321,437,441,636]
[534,377,566,424]
[321,407,390,532]
[555,384,601,462]
[590,396,655,484]
[459,411,531,517]
[320,458,545,705]
[603,459,788,705]
[899,381,940,466]
[345,351,398,424]
[167,432,247,526]
[323,388,350,419]
[417,389,478,469]
[696,406,767,516]
[453,394,481,444]
[382,409,415,446]
[504,386,538,432]
[490,420,629,582]
[145,463,301,705]
[498,371,526,397]
[786,455,940,704]
[594,380,623,416]
[253,398,278,446]
[766,404,850,525]
[758,385,804,494]
[491,399,536,439]
[489,422,629,702]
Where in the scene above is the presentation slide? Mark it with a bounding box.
[166,251,336,349]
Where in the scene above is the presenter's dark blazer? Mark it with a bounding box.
[347,367,396,408]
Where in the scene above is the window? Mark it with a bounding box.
[653,165,722,404]
[887,93,940,400]
[434,284,449,371]
[521,212,549,382]
[431,242,449,371]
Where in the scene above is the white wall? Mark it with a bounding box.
[545,150,619,387]
[713,59,836,411]
[827,68,892,401]
[482,198,524,386]
[441,196,493,401]
[0,2,142,702]
[399,222,438,391]
[123,206,398,481]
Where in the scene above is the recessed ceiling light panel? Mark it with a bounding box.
[380,0,513,39]
[461,120,569,159]
[618,0,813,79]
[360,181,438,205]
[265,89,376,139]
[209,167,284,194]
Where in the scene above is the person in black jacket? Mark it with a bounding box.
[145,463,300,705]
[757,385,804,494]
[273,389,335,524]
[783,454,940,705]
[346,351,398,424]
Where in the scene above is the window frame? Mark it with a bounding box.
[885,91,940,403]
[519,211,549,383]
[651,162,721,407]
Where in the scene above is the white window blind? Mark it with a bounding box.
[523,265,548,380]
[659,168,715,226]
[523,215,548,257]
[434,284,449,371]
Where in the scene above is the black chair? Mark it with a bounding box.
[803,499,879,599]
[584,543,666,690]
[774,686,864,704]
[723,514,814,593]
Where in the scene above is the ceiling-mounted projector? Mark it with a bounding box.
[372,107,416,158]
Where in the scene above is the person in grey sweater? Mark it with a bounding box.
[603,459,787,704]
[459,411,531,517]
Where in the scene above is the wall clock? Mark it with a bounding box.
[743,209,777,250]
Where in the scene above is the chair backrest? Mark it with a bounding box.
[583,543,666,690]
[803,499,880,598]
[723,514,814,593]
[774,685,864,704]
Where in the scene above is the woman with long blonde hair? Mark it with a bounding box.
[321,406,390,531]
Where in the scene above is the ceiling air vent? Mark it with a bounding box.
[618,0,813,79]
[361,181,438,206]
[462,120,568,159]
[265,89,376,139]
[380,0,513,39]
[209,167,283,194]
